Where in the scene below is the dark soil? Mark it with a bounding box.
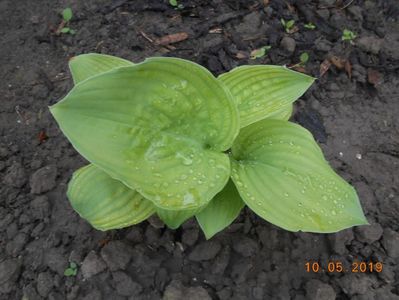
[1,0,399,299]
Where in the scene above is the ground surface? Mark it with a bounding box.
[0,0,398,299]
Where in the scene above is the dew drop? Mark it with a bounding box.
[284,192,289,197]
[250,196,256,201]
[162,182,169,188]
[331,210,337,216]
[298,202,303,207]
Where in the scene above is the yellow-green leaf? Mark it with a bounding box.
[196,180,245,239]
[51,57,239,211]
[230,119,368,233]
[67,164,155,231]
[157,207,203,229]
[219,65,314,127]
[69,53,134,84]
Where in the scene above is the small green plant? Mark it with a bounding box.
[281,18,295,33]
[304,22,316,30]
[299,52,309,65]
[342,29,356,42]
[169,0,184,9]
[60,8,76,35]
[250,46,271,60]
[64,262,78,277]
[50,54,367,239]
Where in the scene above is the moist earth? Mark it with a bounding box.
[0,0,398,299]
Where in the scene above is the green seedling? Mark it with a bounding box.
[50,53,367,239]
[169,0,184,9]
[300,52,309,65]
[60,8,76,35]
[342,29,356,42]
[304,22,316,30]
[64,262,78,277]
[281,18,296,33]
[250,46,271,60]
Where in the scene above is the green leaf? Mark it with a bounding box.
[67,164,155,231]
[169,0,178,7]
[286,20,295,29]
[300,52,309,64]
[196,180,245,239]
[69,53,134,84]
[69,262,77,269]
[157,207,202,229]
[51,57,239,211]
[60,27,70,33]
[64,268,77,276]
[218,65,314,128]
[230,119,368,233]
[62,8,73,22]
[250,46,271,60]
[268,104,293,121]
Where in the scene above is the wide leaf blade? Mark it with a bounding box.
[230,119,368,233]
[69,53,134,84]
[51,57,239,210]
[196,180,245,239]
[157,207,202,229]
[219,65,314,127]
[67,164,155,231]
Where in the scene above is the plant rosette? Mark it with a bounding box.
[50,54,368,239]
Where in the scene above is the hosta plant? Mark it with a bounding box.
[50,53,367,239]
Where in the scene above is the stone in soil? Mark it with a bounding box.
[30,164,57,194]
[37,271,54,297]
[100,240,133,271]
[44,248,68,276]
[232,236,259,257]
[188,240,221,261]
[280,36,296,54]
[338,275,376,296]
[112,271,143,297]
[305,279,336,300]
[328,228,354,255]
[3,162,27,188]
[182,228,199,246]
[211,246,231,275]
[382,228,399,258]
[356,36,383,55]
[6,232,28,257]
[81,251,107,279]
[30,195,50,219]
[355,223,383,244]
[0,259,21,293]
[163,280,211,300]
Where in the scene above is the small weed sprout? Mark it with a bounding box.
[342,29,356,42]
[250,46,272,60]
[64,262,78,277]
[60,8,76,35]
[304,22,316,30]
[299,52,309,65]
[169,0,184,9]
[281,18,295,33]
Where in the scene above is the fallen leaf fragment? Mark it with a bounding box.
[319,59,332,77]
[154,32,189,46]
[330,56,346,69]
